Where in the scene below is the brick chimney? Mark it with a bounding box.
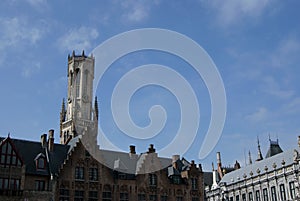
[41,134,47,148]
[148,144,156,153]
[48,129,54,152]
[129,145,136,154]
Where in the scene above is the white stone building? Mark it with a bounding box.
[205,137,300,201]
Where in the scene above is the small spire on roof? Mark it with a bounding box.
[248,150,252,165]
[256,136,263,161]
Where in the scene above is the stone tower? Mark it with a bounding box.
[60,51,98,145]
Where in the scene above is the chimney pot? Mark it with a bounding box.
[129,145,136,154]
[148,144,155,153]
[41,134,47,148]
[48,129,54,152]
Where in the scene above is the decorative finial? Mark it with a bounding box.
[82,50,85,56]
[72,50,75,57]
[256,136,263,161]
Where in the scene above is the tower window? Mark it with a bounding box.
[75,69,81,98]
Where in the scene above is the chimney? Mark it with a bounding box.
[172,155,180,169]
[148,144,156,153]
[41,134,47,148]
[48,129,54,152]
[129,145,136,154]
[217,152,222,168]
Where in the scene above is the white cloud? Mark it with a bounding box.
[120,0,160,22]
[270,36,300,68]
[26,0,48,11]
[245,107,268,122]
[284,97,300,115]
[0,17,47,66]
[262,76,294,99]
[0,17,45,48]
[22,62,41,78]
[207,0,271,27]
[57,26,99,52]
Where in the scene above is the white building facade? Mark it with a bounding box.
[205,138,300,201]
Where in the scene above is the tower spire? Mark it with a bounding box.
[248,150,252,165]
[256,136,263,161]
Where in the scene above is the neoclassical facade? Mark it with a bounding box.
[205,138,300,201]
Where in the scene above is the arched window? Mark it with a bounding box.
[75,69,81,98]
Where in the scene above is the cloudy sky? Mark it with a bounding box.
[0,0,300,170]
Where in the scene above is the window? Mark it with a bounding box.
[75,167,84,180]
[35,180,45,191]
[0,141,22,167]
[242,193,246,201]
[248,192,253,201]
[102,191,112,201]
[0,178,20,191]
[263,188,268,201]
[74,190,84,201]
[176,196,183,201]
[290,181,296,199]
[89,167,98,181]
[59,188,69,201]
[37,157,46,170]
[149,195,157,201]
[161,195,168,201]
[229,197,233,201]
[279,184,286,200]
[138,193,146,201]
[172,175,181,184]
[149,174,157,186]
[75,70,81,98]
[236,195,240,201]
[120,192,129,201]
[271,186,277,201]
[256,190,261,201]
[89,191,98,201]
[191,178,198,190]
[192,197,199,201]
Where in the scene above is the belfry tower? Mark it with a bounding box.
[60,51,98,145]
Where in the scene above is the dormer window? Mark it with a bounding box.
[37,157,46,169]
[35,153,46,170]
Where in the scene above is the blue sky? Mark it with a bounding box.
[1,0,300,171]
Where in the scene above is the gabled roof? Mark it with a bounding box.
[0,136,69,176]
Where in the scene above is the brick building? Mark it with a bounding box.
[0,51,204,201]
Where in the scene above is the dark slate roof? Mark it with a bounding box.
[68,135,174,175]
[203,172,213,186]
[265,140,283,158]
[0,136,69,176]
